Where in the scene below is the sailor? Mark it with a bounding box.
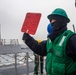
[33,39,44,75]
[22,8,76,75]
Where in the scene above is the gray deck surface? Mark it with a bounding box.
[0,45,46,75]
[0,45,32,54]
[0,61,46,75]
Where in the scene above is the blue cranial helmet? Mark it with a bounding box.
[47,23,53,34]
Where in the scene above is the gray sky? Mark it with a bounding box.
[0,0,76,44]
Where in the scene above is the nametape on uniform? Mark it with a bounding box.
[21,12,41,35]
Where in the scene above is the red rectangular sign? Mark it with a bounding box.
[21,12,41,35]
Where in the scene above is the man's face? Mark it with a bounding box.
[50,19,56,23]
[50,19,60,31]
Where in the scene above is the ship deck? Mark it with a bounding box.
[0,44,46,75]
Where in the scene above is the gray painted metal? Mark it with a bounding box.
[0,45,32,54]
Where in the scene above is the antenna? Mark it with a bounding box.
[72,24,76,33]
[75,0,76,7]
[0,24,2,45]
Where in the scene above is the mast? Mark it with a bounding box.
[73,24,76,33]
[0,24,1,45]
[75,0,76,7]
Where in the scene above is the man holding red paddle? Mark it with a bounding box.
[22,8,76,75]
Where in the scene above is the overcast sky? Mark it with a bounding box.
[0,0,76,44]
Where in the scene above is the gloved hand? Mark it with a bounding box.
[22,33,30,40]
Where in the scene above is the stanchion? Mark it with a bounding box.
[26,52,29,75]
[39,55,41,75]
[15,53,17,75]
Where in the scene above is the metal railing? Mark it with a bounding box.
[0,39,46,75]
[0,52,46,75]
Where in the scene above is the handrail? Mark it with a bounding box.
[0,49,46,75]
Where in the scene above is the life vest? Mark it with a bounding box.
[46,30,76,75]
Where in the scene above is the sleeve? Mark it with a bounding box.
[66,34,76,61]
[22,33,47,56]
